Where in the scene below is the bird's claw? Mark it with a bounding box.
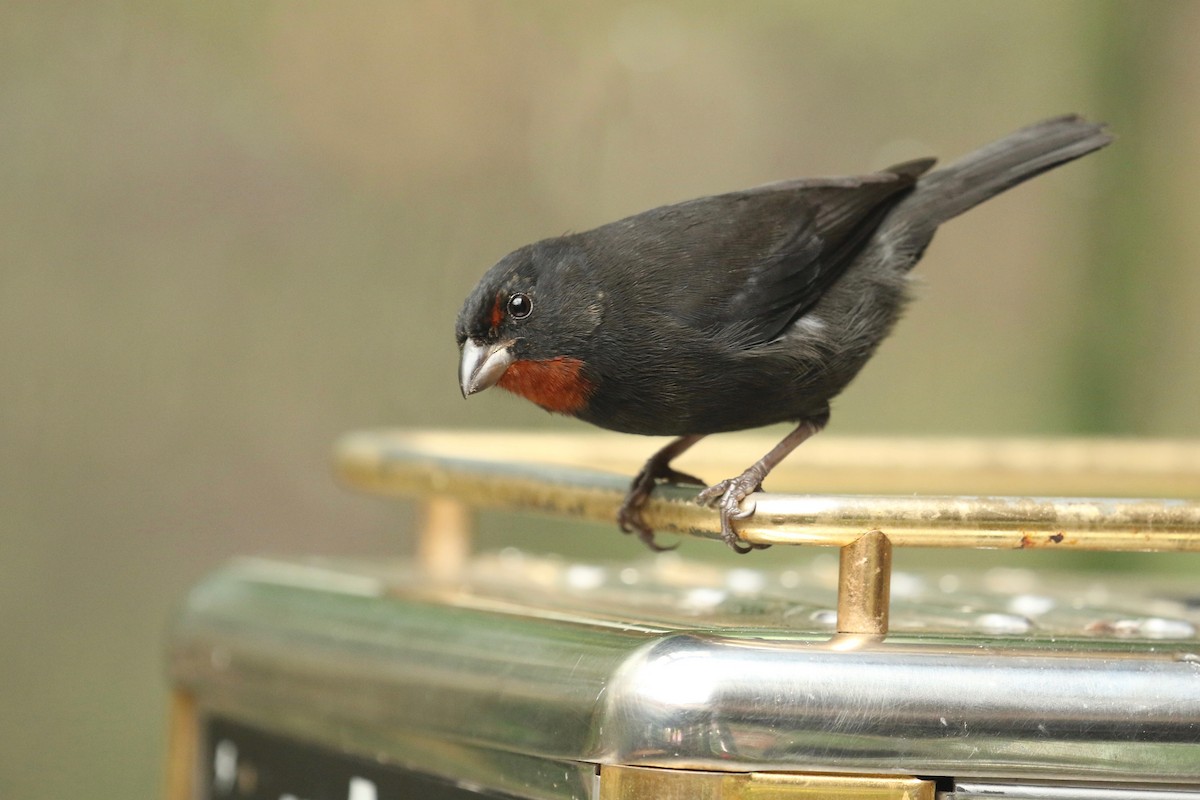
[695,474,770,554]
[617,499,679,552]
[617,457,703,551]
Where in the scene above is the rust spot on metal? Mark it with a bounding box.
[1049,532,1065,544]
[1019,532,1034,549]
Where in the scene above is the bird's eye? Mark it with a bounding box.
[507,292,532,319]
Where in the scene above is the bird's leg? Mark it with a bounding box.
[618,434,706,551]
[697,414,828,553]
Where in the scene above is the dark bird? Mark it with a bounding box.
[456,115,1112,553]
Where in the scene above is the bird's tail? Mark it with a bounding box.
[886,114,1112,245]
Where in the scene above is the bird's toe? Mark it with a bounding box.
[619,480,679,551]
[695,479,731,507]
[662,467,707,488]
[699,474,769,553]
[718,512,755,554]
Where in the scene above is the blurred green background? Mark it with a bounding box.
[2,1,1198,797]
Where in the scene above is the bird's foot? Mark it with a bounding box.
[696,471,770,554]
[618,457,706,552]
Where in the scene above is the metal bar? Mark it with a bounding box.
[837,531,892,636]
[599,764,934,799]
[335,432,1200,553]
[741,493,1200,550]
[418,495,473,578]
[339,430,1200,496]
[164,689,198,800]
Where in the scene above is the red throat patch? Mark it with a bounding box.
[498,357,594,415]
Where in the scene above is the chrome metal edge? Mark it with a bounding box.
[599,633,1200,777]
[169,559,1200,785]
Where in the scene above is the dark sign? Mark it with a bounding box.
[204,718,513,800]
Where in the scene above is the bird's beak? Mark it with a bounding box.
[459,339,515,398]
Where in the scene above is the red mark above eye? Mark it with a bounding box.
[489,293,505,329]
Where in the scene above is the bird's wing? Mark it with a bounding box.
[721,160,935,346]
[593,159,934,348]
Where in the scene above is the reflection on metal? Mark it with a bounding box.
[168,555,1200,794]
[740,493,1200,550]
[837,530,892,635]
[164,689,197,800]
[334,430,1200,635]
[599,764,933,799]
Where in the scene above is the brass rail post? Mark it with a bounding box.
[837,530,892,636]
[418,495,474,578]
[164,689,198,800]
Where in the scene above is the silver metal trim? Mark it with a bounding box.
[170,557,1200,785]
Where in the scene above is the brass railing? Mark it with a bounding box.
[335,430,1200,637]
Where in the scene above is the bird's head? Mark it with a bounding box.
[456,238,603,416]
